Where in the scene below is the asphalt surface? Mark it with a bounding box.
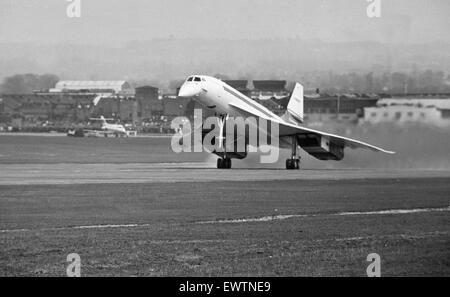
[1,162,450,185]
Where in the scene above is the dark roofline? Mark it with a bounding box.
[223,80,249,90]
[252,80,287,91]
[135,85,159,90]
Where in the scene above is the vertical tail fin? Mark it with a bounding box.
[282,82,304,124]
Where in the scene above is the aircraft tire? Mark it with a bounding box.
[286,159,300,170]
[217,158,232,169]
[224,158,231,169]
[294,158,300,169]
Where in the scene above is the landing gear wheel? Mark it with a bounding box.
[217,158,232,169]
[286,159,293,170]
[286,136,300,170]
[286,158,300,170]
[224,158,231,169]
[216,114,232,169]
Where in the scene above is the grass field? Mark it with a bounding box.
[0,135,207,164]
[1,179,449,276]
[0,135,449,276]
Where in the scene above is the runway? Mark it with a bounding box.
[0,136,449,276]
[1,162,450,185]
[1,164,449,276]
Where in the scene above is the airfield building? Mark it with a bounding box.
[3,77,450,132]
[303,95,379,122]
[364,97,450,127]
[51,81,134,96]
[135,86,163,119]
[162,96,192,117]
[251,80,290,100]
[0,93,97,123]
[47,80,138,123]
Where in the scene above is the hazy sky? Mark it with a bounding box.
[1,0,449,44]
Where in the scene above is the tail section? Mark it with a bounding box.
[89,115,112,125]
[282,82,304,124]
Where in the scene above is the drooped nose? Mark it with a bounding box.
[178,84,201,98]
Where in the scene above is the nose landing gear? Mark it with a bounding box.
[217,157,232,169]
[216,114,232,169]
[286,136,301,170]
[286,158,300,170]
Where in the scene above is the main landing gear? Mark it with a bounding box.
[216,114,232,169]
[286,136,301,170]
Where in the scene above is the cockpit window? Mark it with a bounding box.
[194,77,201,82]
[187,77,193,82]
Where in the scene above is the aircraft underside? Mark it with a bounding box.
[200,115,344,170]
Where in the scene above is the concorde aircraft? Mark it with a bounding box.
[178,75,394,169]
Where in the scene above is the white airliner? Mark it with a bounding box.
[178,75,394,169]
[87,116,131,137]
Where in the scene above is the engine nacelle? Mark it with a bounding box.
[297,134,344,161]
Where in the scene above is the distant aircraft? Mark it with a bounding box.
[87,116,132,137]
[178,75,394,169]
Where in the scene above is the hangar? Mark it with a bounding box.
[52,81,134,96]
[251,80,289,100]
[364,98,450,127]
